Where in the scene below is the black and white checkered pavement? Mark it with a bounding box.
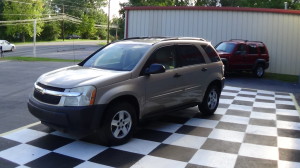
[0,86,299,168]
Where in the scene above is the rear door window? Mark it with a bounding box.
[175,45,205,67]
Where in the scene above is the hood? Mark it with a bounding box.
[37,65,131,88]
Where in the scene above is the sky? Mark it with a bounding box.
[102,0,129,18]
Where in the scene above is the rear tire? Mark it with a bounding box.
[198,85,220,115]
[253,64,264,78]
[97,102,136,146]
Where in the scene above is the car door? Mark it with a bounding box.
[0,41,4,51]
[3,41,11,51]
[143,45,184,115]
[230,44,247,70]
[245,43,259,69]
[174,44,209,103]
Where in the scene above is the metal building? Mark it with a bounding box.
[124,6,300,76]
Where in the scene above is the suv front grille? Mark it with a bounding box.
[34,83,64,105]
[37,82,65,92]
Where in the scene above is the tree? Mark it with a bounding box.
[50,0,107,39]
[109,17,124,40]
[0,0,6,40]
[175,0,189,6]
[38,22,61,41]
[194,0,218,6]
[96,28,107,40]
[79,15,96,39]
[219,0,299,9]
[3,0,45,42]
[193,0,300,9]
[125,0,175,6]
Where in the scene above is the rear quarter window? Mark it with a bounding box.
[258,44,267,54]
[202,45,221,62]
[248,44,258,54]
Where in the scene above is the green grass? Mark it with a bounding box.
[0,56,82,62]
[265,72,299,83]
[13,39,104,45]
[99,42,108,46]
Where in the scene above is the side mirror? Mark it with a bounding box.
[144,64,166,75]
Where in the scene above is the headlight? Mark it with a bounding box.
[64,86,96,106]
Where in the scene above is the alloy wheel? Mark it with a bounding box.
[111,110,132,139]
[207,89,218,110]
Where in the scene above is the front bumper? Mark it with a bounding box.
[221,77,225,90]
[27,95,106,135]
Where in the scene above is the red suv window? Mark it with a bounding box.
[258,45,267,54]
[247,44,258,54]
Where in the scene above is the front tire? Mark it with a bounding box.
[98,102,136,146]
[198,85,220,115]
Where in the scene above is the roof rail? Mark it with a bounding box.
[230,39,248,42]
[122,37,206,41]
[161,37,206,41]
[248,41,264,44]
[230,39,264,43]
[123,37,169,40]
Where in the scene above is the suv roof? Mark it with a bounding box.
[227,39,266,45]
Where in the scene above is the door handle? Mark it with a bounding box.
[174,73,181,78]
[201,68,208,72]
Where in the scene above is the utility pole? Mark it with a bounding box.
[33,19,37,57]
[62,4,65,41]
[115,19,118,40]
[107,0,110,44]
[33,1,36,57]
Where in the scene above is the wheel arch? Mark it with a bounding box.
[253,59,266,70]
[101,95,140,125]
[208,79,223,94]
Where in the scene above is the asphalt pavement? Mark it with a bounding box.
[0,61,75,133]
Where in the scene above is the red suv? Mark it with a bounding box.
[215,39,269,77]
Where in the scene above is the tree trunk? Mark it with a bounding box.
[22,33,25,42]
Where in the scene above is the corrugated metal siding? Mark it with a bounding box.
[126,9,300,76]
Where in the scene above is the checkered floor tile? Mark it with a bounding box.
[1,86,300,168]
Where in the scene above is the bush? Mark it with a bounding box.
[39,22,61,41]
[90,36,99,40]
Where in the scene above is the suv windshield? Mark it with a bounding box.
[83,43,151,71]
[215,42,236,53]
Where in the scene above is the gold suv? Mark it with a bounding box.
[28,37,225,146]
